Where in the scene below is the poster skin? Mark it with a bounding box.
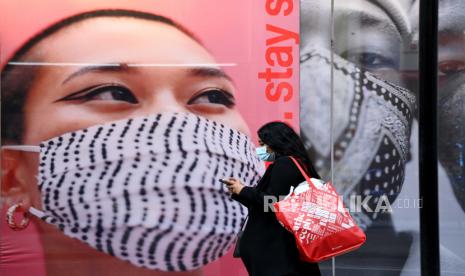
[0,1,299,276]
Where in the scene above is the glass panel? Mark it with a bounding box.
[435,0,465,274]
[300,1,334,273]
[300,0,420,274]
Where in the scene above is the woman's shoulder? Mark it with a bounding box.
[274,155,292,162]
[264,156,292,173]
[272,156,296,168]
[270,156,305,183]
[272,156,307,175]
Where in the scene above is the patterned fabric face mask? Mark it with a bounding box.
[300,46,416,229]
[438,73,465,212]
[3,112,264,271]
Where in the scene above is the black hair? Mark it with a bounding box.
[258,121,321,179]
[1,9,203,143]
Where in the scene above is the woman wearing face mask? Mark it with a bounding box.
[0,4,264,276]
[224,122,322,276]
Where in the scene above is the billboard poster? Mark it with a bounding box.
[0,1,299,275]
[300,0,465,275]
[2,0,464,275]
[300,1,420,274]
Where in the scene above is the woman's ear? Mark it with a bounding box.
[1,149,33,209]
[266,145,273,153]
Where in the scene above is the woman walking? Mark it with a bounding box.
[224,122,322,276]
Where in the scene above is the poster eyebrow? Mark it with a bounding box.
[61,63,133,85]
[187,67,234,83]
[343,10,400,37]
[59,63,236,85]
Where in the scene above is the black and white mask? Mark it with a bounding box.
[300,46,416,229]
[3,112,264,271]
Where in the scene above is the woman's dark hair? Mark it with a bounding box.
[258,121,321,179]
[1,9,203,143]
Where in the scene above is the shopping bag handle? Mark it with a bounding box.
[288,156,316,188]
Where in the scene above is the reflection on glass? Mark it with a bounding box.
[300,0,420,275]
[409,0,465,274]
[434,0,465,274]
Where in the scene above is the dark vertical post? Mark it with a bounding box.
[418,0,440,275]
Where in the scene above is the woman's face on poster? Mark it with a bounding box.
[299,0,416,226]
[301,0,405,85]
[10,16,250,208]
[408,0,465,212]
[436,0,465,211]
[437,0,465,82]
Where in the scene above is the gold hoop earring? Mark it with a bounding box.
[6,203,30,231]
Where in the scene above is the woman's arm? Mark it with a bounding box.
[231,192,251,207]
[233,157,303,211]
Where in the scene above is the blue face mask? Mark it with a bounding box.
[256,145,275,161]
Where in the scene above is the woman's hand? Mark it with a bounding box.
[223,178,244,195]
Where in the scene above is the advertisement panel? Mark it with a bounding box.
[0,1,299,275]
[300,0,465,275]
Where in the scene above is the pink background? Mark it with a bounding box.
[0,1,299,275]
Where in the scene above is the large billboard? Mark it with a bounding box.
[300,0,465,275]
[0,1,299,275]
[2,1,464,276]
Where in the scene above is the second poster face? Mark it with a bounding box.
[300,0,465,275]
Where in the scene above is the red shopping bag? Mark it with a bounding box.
[273,157,366,262]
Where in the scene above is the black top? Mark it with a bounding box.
[232,156,321,276]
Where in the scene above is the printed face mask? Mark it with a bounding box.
[438,73,465,212]
[4,112,264,271]
[300,46,416,229]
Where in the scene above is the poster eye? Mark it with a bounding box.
[58,85,139,104]
[188,89,235,108]
[344,52,397,70]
